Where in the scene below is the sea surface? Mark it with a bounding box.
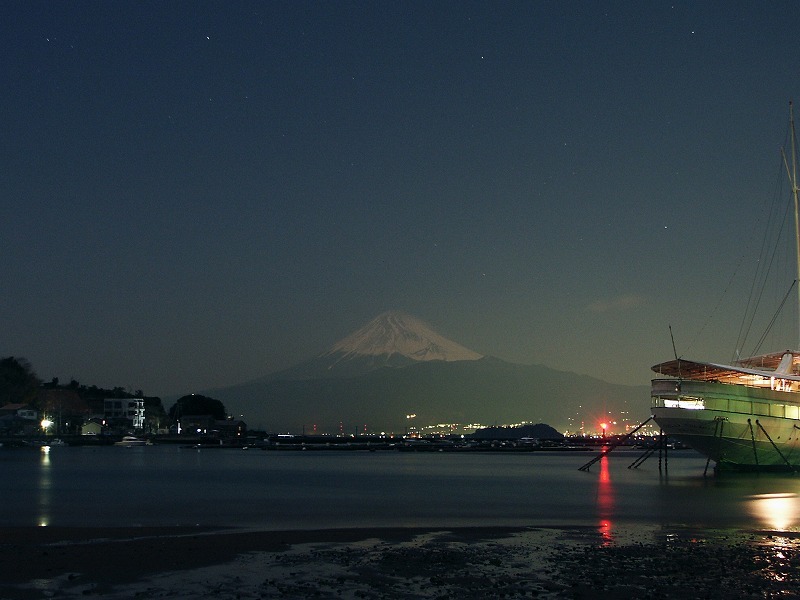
[4,444,800,534]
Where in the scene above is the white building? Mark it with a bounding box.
[104,398,145,429]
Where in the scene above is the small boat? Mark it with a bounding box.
[651,104,800,472]
[114,436,150,447]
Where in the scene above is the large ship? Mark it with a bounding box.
[651,106,800,471]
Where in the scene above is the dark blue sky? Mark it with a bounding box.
[4,1,800,396]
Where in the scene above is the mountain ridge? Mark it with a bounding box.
[201,311,650,433]
[211,355,648,434]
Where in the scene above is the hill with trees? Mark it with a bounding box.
[168,394,227,420]
[0,356,167,431]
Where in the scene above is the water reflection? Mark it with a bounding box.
[38,446,52,527]
[746,493,800,531]
[761,536,796,586]
[14,448,800,531]
[596,455,614,544]
[742,492,800,586]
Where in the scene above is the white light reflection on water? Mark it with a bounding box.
[744,492,800,584]
[38,446,51,527]
[746,493,800,532]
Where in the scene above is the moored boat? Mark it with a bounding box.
[651,105,800,472]
[651,351,800,470]
[114,435,151,447]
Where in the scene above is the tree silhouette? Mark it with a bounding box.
[169,395,226,420]
[0,356,41,407]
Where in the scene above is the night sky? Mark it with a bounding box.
[4,1,800,397]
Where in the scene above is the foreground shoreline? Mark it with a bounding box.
[3,524,800,599]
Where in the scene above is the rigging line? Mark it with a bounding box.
[737,125,794,354]
[736,160,792,356]
[740,194,791,356]
[669,325,678,361]
[685,248,749,357]
[751,280,797,356]
[735,174,785,354]
[681,185,779,358]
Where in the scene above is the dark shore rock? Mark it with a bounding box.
[3,525,800,599]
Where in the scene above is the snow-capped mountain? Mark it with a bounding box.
[325,310,482,363]
[271,310,483,380]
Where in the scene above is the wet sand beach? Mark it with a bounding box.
[3,524,800,599]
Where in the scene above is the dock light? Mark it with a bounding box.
[41,418,53,433]
[600,422,608,438]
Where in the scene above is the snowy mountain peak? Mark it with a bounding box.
[324,310,483,363]
[268,311,484,381]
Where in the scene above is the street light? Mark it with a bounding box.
[41,418,53,434]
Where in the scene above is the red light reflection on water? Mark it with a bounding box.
[596,455,614,545]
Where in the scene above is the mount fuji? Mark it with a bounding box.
[272,310,483,380]
[209,311,649,434]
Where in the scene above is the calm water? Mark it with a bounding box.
[4,445,800,533]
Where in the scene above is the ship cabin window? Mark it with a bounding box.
[786,405,800,420]
[663,398,705,410]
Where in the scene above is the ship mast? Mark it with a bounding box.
[791,102,800,349]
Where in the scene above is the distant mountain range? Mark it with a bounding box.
[208,310,650,434]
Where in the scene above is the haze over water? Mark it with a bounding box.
[5,446,800,536]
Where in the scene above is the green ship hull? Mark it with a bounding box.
[652,377,800,471]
